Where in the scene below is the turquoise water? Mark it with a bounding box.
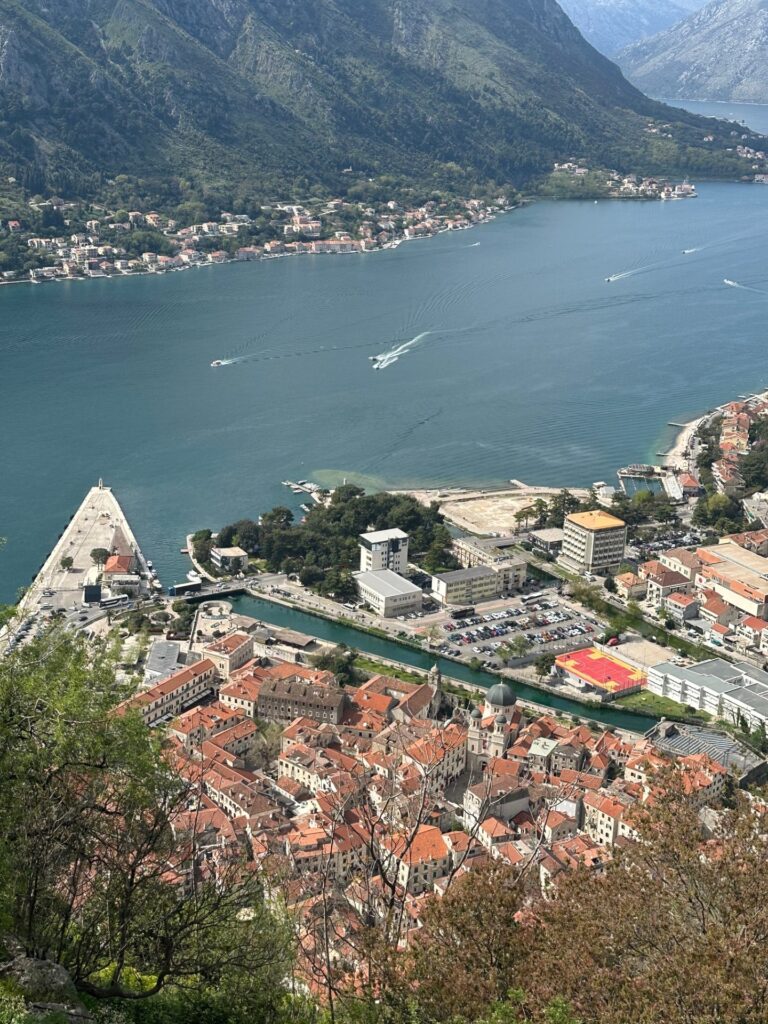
[2,181,768,601]
[230,595,654,732]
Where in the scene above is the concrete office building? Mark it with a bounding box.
[431,565,502,607]
[452,536,527,591]
[354,569,423,617]
[359,528,410,573]
[559,511,627,576]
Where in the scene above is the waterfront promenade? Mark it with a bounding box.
[12,481,150,630]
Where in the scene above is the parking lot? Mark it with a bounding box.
[430,596,599,669]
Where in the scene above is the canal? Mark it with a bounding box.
[229,596,656,733]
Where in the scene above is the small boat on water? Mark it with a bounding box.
[211,359,224,367]
[187,571,202,582]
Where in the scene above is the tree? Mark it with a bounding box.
[514,507,532,532]
[260,506,294,530]
[508,634,533,659]
[525,784,768,1024]
[424,624,442,649]
[191,529,212,564]
[0,635,292,1014]
[534,652,556,680]
[400,861,528,1021]
[59,555,74,571]
[603,574,616,594]
[311,645,362,688]
[90,548,109,566]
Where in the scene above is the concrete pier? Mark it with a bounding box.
[16,480,151,624]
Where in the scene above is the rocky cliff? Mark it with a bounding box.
[619,0,768,102]
[558,0,693,56]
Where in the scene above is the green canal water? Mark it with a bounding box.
[230,595,656,733]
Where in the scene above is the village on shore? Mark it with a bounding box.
[2,144,728,287]
[1,193,513,285]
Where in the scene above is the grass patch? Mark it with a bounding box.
[354,656,427,685]
[613,689,711,724]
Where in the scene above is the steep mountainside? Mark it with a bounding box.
[558,0,693,56]
[619,0,768,102]
[0,0,753,208]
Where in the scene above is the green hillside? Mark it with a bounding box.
[0,0,756,211]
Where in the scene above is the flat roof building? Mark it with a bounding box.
[359,528,409,574]
[529,528,565,556]
[144,639,182,684]
[211,546,248,572]
[354,568,423,618]
[556,647,646,701]
[648,658,768,729]
[695,540,768,618]
[451,536,527,592]
[431,565,504,607]
[559,510,627,576]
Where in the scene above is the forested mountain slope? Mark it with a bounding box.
[0,0,752,208]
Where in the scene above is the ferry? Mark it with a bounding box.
[211,359,224,367]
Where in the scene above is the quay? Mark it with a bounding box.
[281,480,325,503]
[10,481,152,634]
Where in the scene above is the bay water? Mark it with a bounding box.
[2,173,768,600]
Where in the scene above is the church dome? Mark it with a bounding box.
[485,681,516,708]
[495,713,507,725]
[470,706,482,720]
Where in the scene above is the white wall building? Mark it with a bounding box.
[431,565,503,606]
[354,568,423,617]
[648,658,768,729]
[359,528,410,573]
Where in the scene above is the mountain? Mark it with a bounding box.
[619,0,768,103]
[0,0,753,210]
[557,0,693,56]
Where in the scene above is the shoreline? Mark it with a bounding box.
[0,203,521,291]
[660,387,768,474]
[389,386,768,536]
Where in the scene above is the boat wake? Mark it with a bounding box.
[605,271,635,283]
[723,278,768,294]
[682,248,701,255]
[467,242,481,248]
[370,331,432,370]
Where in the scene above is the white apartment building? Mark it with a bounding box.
[354,568,423,617]
[558,511,627,575]
[359,528,409,573]
[648,658,768,729]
